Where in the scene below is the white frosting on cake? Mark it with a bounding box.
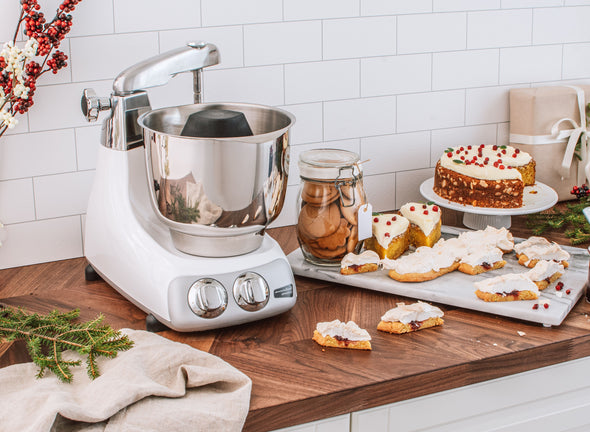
[458,226,514,252]
[440,144,530,180]
[372,214,409,249]
[432,237,470,261]
[341,250,380,268]
[474,273,539,295]
[460,245,504,267]
[399,202,441,236]
[315,320,371,341]
[513,236,551,254]
[381,301,444,324]
[514,236,570,263]
[382,246,456,274]
[525,260,565,282]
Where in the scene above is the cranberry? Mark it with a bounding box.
[373,217,379,223]
[422,204,427,209]
[460,156,465,160]
[493,145,498,150]
[532,303,539,310]
[410,206,415,211]
[384,232,390,237]
[467,145,472,150]
[512,153,517,158]
[544,303,549,309]
[499,165,505,169]
[502,149,507,154]
[392,216,397,221]
[566,289,571,295]
[555,283,563,291]
[386,221,391,225]
[432,206,439,212]
[515,148,520,154]
[423,210,429,215]
[447,152,453,158]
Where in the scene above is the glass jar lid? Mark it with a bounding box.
[298,149,362,180]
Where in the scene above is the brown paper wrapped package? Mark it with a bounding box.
[509,85,590,201]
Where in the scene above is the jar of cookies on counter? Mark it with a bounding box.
[297,149,367,266]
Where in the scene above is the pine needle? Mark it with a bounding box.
[0,306,134,383]
[527,195,590,245]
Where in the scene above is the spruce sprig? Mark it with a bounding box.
[0,307,134,383]
[526,196,590,245]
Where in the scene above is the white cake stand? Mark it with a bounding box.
[419,178,558,230]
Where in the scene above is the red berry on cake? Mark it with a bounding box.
[386,221,391,225]
[410,206,415,211]
[432,206,438,212]
[374,217,379,223]
[423,210,429,215]
[392,216,397,221]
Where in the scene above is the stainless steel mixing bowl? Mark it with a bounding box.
[138,102,295,257]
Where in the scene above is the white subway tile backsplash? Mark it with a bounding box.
[465,85,516,125]
[34,171,95,220]
[28,80,113,132]
[0,3,22,43]
[533,6,590,44]
[244,21,322,67]
[323,17,396,60]
[0,179,35,224]
[285,60,359,104]
[395,168,434,209]
[430,124,498,163]
[397,90,465,133]
[324,96,396,141]
[361,0,432,15]
[3,2,590,268]
[114,0,200,33]
[467,9,532,49]
[563,43,590,80]
[282,103,323,145]
[67,0,114,37]
[499,45,563,84]
[75,126,101,171]
[0,217,83,270]
[159,26,244,70]
[502,0,562,6]
[361,132,430,176]
[70,33,159,82]
[433,49,499,90]
[435,0,500,11]
[364,173,396,212]
[398,13,466,54]
[285,0,359,20]
[361,54,431,97]
[0,130,77,180]
[204,65,284,106]
[201,0,282,27]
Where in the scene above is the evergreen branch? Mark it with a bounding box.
[0,306,134,383]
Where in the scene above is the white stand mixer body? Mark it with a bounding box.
[85,144,297,331]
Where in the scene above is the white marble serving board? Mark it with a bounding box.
[288,231,589,327]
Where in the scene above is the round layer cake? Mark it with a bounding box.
[433,144,535,208]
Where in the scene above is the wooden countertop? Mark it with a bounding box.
[1,209,590,431]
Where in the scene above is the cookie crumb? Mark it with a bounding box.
[517,331,526,337]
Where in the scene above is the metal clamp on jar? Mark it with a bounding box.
[296,149,367,266]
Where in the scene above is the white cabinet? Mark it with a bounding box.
[270,357,590,432]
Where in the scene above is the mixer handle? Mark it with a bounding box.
[112,42,220,100]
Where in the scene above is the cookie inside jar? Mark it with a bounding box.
[296,149,367,266]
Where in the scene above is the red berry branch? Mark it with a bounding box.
[0,0,83,138]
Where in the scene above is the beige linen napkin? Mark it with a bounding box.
[0,329,252,432]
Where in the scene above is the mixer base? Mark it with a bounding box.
[146,314,171,333]
[85,264,102,282]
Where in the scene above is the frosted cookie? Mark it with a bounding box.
[364,213,410,260]
[340,250,380,275]
[399,202,442,247]
[377,301,444,334]
[458,226,514,253]
[458,245,506,275]
[312,320,372,350]
[383,246,459,282]
[474,273,539,302]
[514,236,570,268]
[432,237,470,262]
[525,260,565,290]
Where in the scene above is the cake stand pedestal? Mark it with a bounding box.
[419,178,558,230]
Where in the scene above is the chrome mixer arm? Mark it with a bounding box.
[112,42,219,102]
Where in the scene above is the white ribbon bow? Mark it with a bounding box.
[550,85,589,186]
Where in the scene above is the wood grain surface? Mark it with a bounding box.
[1,208,590,431]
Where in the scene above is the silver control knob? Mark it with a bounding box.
[81,88,112,122]
[233,272,270,312]
[187,278,228,318]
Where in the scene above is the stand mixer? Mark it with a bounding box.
[81,42,297,332]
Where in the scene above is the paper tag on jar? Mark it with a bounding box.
[357,203,373,241]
